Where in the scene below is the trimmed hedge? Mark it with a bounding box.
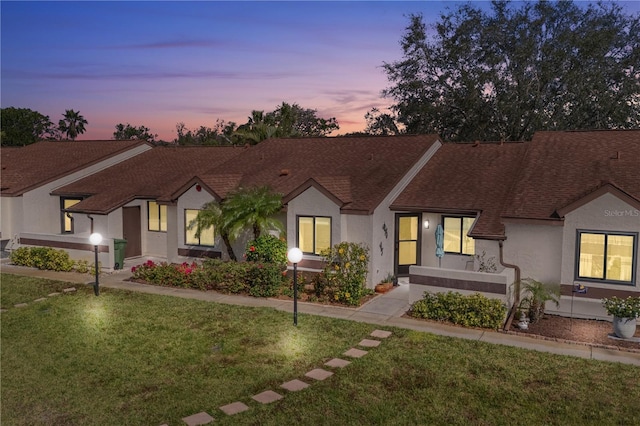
[409,291,506,330]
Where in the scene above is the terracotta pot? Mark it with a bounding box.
[612,316,637,339]
[375,283,393,294]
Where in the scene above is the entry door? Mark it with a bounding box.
[123,206,142,258]
[395,213,421,276]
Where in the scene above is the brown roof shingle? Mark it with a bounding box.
[52,146,245,214]
[199,135,441,213]
[0,140,148,196]
[502,130,640,221]
[391,141,529,239]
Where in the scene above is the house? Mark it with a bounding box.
[0,140,151,257]
[50,145,246,268]
[392,130,640,317]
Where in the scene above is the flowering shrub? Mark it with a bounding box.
[245,235,287,267]
[409,291,506,329]
[131,260,199,288]
[602,296,640,318]
[11,246,76,272]
[321,242,370,306]
[246,262,285,297]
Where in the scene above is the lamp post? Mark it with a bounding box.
[89,232,102,296]
[287,247,303,326]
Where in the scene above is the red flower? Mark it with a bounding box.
[250,246,256,252]
[131,266,137,273]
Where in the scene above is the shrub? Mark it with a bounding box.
[246,262,284,297]
[518,278,561,323]
[321,242,370,306]
[409,291,507,329]
[10,246,75,272]
[245,235,287,267]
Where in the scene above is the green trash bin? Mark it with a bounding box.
[113,238,127,270]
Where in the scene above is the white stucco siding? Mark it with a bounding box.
[286,186,341,254]
[503,223,563,284]
[561,192,640,292]
[0,197,23,244]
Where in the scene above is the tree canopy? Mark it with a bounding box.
[113,123,158,143]
[0,107,57,146]
[381,0,640,141]
[58,109,88,140]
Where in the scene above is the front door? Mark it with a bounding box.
[394,213,421,276]
[123,206,142,258]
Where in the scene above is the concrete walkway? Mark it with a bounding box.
[2,262,639,367]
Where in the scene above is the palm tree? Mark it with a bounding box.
[58,109,88,140]
[224,186,285,241]
[187,200,238,261]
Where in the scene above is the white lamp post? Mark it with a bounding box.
[89,232,103,296]
[287,247,303,326]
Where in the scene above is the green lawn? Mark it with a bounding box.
[1,273,638,426]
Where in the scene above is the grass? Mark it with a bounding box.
[1,273,639,426]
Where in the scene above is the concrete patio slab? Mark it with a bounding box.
[252,390,283,404]
[305,368,334,381]
[219,401,249,415]
[371,330,392,338]
[358,339,381,347]
[181,411,214,425]
[343,348,368,358]
[324,358,351,368]
[358,297,409,316]
[280,379,309,392]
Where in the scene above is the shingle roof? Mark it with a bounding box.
[198,135,441,213]
[391,141,529,239]
[0,140,148,196]
[52,146,245,214]
[502,130,640,221]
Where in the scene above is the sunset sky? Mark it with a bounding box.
[2,1,639,141]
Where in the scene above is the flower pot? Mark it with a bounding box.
[375,283,393,294]
[612,316,637,339]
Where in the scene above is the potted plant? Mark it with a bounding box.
[518,278,561,324]
[601,296,640,339]
[375,273,395,294]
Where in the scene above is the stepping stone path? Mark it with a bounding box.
[2,288,78,314]
[171,329,393,425]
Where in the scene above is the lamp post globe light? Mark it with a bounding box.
[89,232,102,296]
[287,247,303,326]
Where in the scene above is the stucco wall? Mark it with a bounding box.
[503,223,563,284]
[561,192,639,293]
[0,196,23,245]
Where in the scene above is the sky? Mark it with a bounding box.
[2,1,639,142]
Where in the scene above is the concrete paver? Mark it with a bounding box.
[371,330,392,339]
[325,358,351,368]
[252,390,283,404]
[343,348,368,358]
[358,339,381,347]
[280,379,309,392]
[305,368,334,381]
[219,401,249,415]
[181,412,214,426]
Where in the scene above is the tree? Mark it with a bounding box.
[175,120,237,145]
[58,109,88,140]
[381,1,640,142]
[0,107,56,146]
[113,123,157,143]
[364,108,400,135]
[187,200,238,261]
[223,186,285,241]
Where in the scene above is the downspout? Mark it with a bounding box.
[499,240,521,331]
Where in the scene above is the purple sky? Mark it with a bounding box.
[2,1,639,141]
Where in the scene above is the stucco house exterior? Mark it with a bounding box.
[0,140,151,264]
[2,130,638,320]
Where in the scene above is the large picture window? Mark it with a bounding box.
[577,230,636,284]
[298,216,331,255]
[184,209,214,246]
[61,198,82,233]
[443,216,475,255]
[148,201,167,232]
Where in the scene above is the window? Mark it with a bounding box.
[148,201,167,232]
[60,198,82,233]
[577,230,637,284]
[298,216,331,255]
[443,216,475,255]
[185,209,214,246]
